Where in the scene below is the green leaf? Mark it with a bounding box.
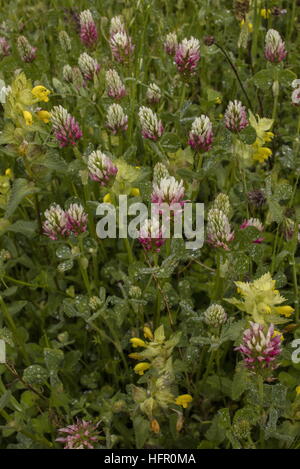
[132,415,150,449]
[239,125,257,145]
[23,365,48,385]
[251,69,274,90]
[5,179,39,218]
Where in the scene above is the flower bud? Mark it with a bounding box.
[146,83,161,104]
[0,37,10,57]
[78,52,100,80]
[211,193,231,217]
[204,304,227,327]
[17,35,36,62]
[164,32,178,56]
[207,208,234,250]
[153,163,170,185]
[59,31,72,52]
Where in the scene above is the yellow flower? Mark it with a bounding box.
[261,8,271,19]
[215,96,222,104]
[130,187,140,197]
[36,110,51,123]
[128,353,142,360]
[31,85,50,102]
[5,169,13,178]
[103,193,112,203]
[252,145,272,163]
[22,110,33,125]
[275,306,294,318]
[134,362,151,375]
[130,337,147,348]
[263,131,274,143]
[240,19,253,33]
[272,330,284,342]
[296,385,300,396]
[175,394,193,409]
[143,326,153,340]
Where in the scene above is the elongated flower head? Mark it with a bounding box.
[110,31,134,63]
[175,37,200,75]
[43,204,68,240]
[50,105,82,147]
[188,115,213,152]
[292,79,300,106]
[211,193,231,217]
[146,83,161,104]
[164,32,178,56]
[17,35,36,62]
[235,322,282,371]
[78,52,100,80]
[79,9,98,48]
[265,29,287,63]
[138,106,164,140]
[0,37,10,57]
[56,419,99,449]
[153,162,170,185]
[106,103,128,134]
[224,100,249,133]
[204,304,227,327]
[105,69,126,100]
[87,150,118,186]
[59,31,71,52]
[109,16,126,36]
[207,208,234,250]
[151,176,185,207]
[138,218,166,251]
[66,203,88,236]
[240,218,264,243]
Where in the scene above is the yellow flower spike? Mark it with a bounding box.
[175,394,193,409]
[130,337,147,348]
[5,169,13,178]
[31,85,51,103]
[143,326,153,341]
[134,362,151,375]
[296,385,300,396]
[261,8,271,19]
[103,193,112,203]
[22,110,33,126]
[36,110,51,123]
[275,306,295,318]
[130,187,140,197]
[128,353,142,360]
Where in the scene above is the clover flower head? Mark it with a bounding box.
[146,83,161,104]
[50,105,82,147]
[17,35,36,62]
[78,52,100,80]
[66,203,88,236]
[79,9,98,48]
[0,37,10,57]
[151,176,185,208]
[109,16,126,36]
[265,29,287,63]
[204,304,227,327]
[207,208,234,250]
[87,150,118,186]
[235,322,282,371]
[62,64,74,83]
[105,69,126,100]
[106,103,128,134]
[109,31,134,63]
[291,79,300,106]
[153,162,170,185]
[138,106,164,140]
[56,419,99,449]
[175,37,200,74]
[188,115,213,152]
[43,204,68,240]
[59,31,72,52]
[138,218,166,252]
[164,32,178,56]
[224,100,249,133]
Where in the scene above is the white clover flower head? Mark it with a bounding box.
[106,103,128,134]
